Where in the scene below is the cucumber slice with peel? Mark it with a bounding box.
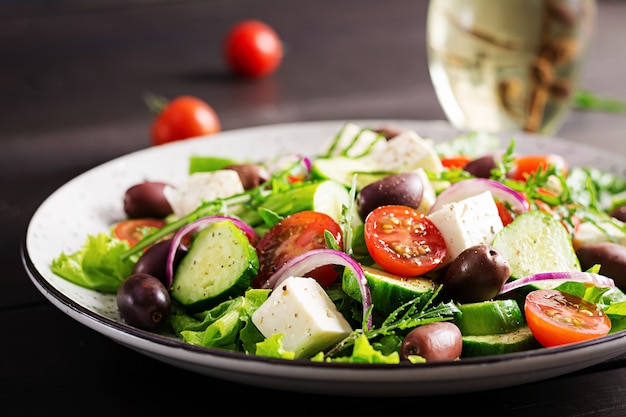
[342,265,438,313]
[492,210,581,280]
[311,156,388,189]
[171,220,259,311]
[454,299,525,336]
[461,326,540,357]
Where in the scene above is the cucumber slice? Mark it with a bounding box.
[171,220,259,311]
[342,265,438,313]
[311,156,387,189]
[461,326,540,357]
[492,210,581,280]
[259,179,351,222]
[454,299,525,336]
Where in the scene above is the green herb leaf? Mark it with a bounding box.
[573,89,626,114]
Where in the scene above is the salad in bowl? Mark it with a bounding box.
[48,121,626,365]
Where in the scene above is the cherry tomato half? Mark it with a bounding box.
[508,154,568,182]
[364,205,446,276]
[223,19,283,79]
[495,201,515,227]
[150,96,221,146]
[252,211,342,289]
[113,218,167,247]
[524,289,611,348]
[440,155,472,170]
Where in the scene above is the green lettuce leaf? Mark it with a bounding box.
[170,289,270,353]
[50,233,137,293]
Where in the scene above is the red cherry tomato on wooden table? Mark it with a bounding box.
[252,210,343,289]
[364,205,446,277]
[150,95,221,146]
[524,289,611,348]
[223,19,283,79]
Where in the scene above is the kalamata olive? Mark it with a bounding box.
[123,181,174,218]
[610,204,626,222]
[443,244,510,303]
[576,242,626,291]
[357,173,424,220]
[400,322,463,362]
[131,238,188,286]
[463,155,497,178]
[117,273,171,330]
[374,126,402,140]
[224,163,270,190]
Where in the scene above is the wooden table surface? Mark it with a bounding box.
[2,1,626,415]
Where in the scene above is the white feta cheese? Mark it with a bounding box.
[167,170,245,218]
[372,130,444,174]
[427,190,504,265]
[251,276,353,358]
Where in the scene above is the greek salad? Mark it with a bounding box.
[51,122,626,363]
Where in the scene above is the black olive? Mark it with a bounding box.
[357,173,424,221]
[610,204,626,223]
[400,322,463,362]
[117,273,171,330]
[224,163,270,190]
[576,242,626,291]
[123,181,174,218]
[132,239,188,287]
[443,244,511,303]
[463,155,497,178]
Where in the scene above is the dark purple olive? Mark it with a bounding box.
[443,244,510,303]
[610,204,626,223]
[123,181,174,218]
[131,238,188,287]
[117,273,171,330]
[576,242,626,291]
[374,126,402,140]
[400,322,463,362]
[224,163,270,190]
[357,173,424,221]
[463,155,497,178]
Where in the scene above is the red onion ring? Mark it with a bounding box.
[499,271,615,295]
[428,178,530,215]
[165,216,259,288]
[261,248,373,330]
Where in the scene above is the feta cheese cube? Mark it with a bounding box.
[166,170,245,217]
[427,190,504,265]
[251,276,353,358]
[372,130,444,174]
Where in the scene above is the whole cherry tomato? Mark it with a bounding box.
[223,19,283,79]
[150,96,221,146]
[252,211,343,289]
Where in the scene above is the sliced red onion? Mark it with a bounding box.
[499,271,616,295]
[261,248,373,330]
[428,178,530,215]
[165,216,259,288]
